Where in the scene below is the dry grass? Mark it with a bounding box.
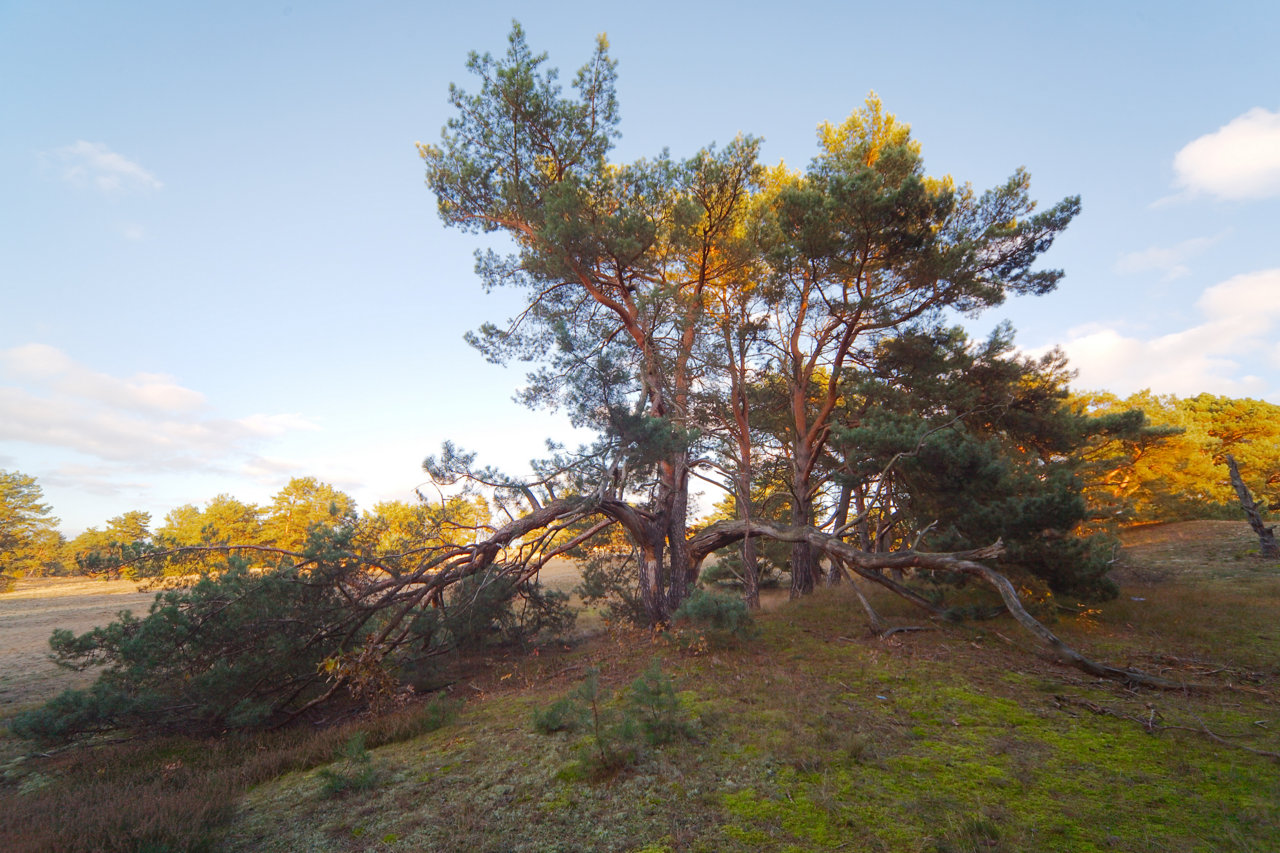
[0,577,156,717]
[1115,519,1273,582]
[1,698,458,853]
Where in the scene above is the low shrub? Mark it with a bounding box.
[531,695,584,734]
[670,588,756,640]
[575,550,648,626]
[413,571,575,653]
[627,661,694,746]
[532,662,693,776]
[317,733,380,797]
[9,555,360,742]
[10,529,564,744]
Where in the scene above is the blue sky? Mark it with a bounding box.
[3,1,1278,534]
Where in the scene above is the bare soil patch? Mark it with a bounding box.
[0,577,157,714]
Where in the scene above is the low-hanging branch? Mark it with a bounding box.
[68,489,1200,741]
[149,496,1198,691]
[686,518,1199,690]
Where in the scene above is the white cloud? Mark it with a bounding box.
[1047,269,1280,399]
[51,141,163,192]
[38,463,153,498]
[1173,108,1280,200]
[1,344,206,413]
[1114,235,1220,281]
[242,455,310,478]
[121,223,147,241]
[0,344,317,472]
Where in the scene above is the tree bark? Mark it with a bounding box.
[740,533,761,610]
[789,468,818,598]
[689,518,1193,690]
[1226,454,1280,559]
[598,498,671,623]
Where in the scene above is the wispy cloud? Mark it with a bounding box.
[50,141,163,192]
[37,463,154,499]
[1,344,205,413]
[1114,234,1221,281]
[0,344,318,473]
[1173,108,1280,200]
[1048,269,1280,399]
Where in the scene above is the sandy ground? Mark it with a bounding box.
[531,558,580,593]
[0,577,159,714]
[1116,519,1269,582]
[0,563,589,715]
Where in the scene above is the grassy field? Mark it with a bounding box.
[3,521,1279,852]
[0,577,156,717]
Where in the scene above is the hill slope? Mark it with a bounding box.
[222,522,1280,852]
[4,522,1278,852]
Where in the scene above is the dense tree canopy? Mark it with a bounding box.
[1075,391,1280,522]
[0,469,61,587]
[418,23,1081,623]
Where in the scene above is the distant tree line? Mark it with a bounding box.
[5,388,1273,593]
[0,474,493,586]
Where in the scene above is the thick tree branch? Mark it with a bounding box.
[689,518,1197,689]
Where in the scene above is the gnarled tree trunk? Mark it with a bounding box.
[689,518,1192,689]
[1226,454,1279,559]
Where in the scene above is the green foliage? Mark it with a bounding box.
[532,663,692,775]
[148,494,264,575]
[105,510,151,543]
[410,570,576,658]
[698,500,787,591]
[10,541,367,742]
[569,667,640,775]
[575,547,648,626]
[531,694,586,734]
[627,661,693,746]
[261,476,358,557]
[11,490,571,743]
[354,495,491,570]
[1076,390,1280,523]
[670,588,757,640]
[830,324,1124,600]
[317,733,381,797]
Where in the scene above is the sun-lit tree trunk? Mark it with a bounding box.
[1226,454,1280,559]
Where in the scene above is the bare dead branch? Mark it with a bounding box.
[688,518,1203,690]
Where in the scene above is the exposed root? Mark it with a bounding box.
[878,626,935,640]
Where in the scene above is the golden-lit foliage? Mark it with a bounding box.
[1074,389,1280,521]
[818,92,921,165]
[355,496,491,557]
